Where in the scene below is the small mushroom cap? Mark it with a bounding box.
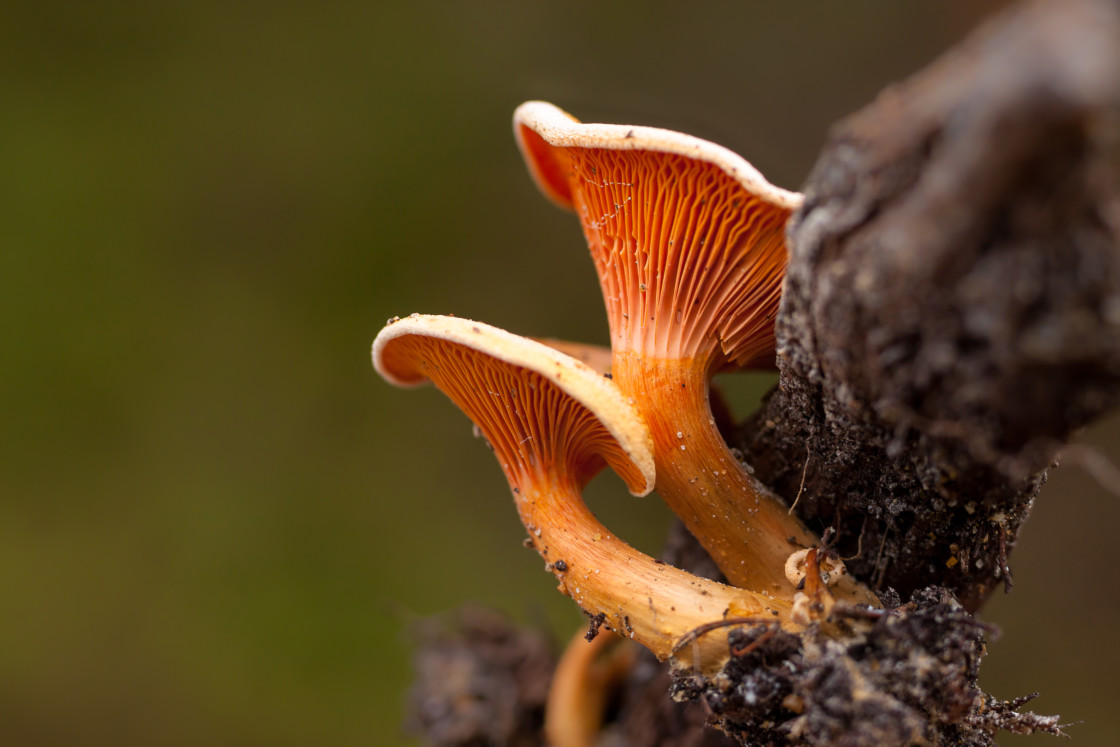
[376,315,807,667]
[513,102,802,369]
[373,314,655,495]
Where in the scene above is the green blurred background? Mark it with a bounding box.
[2,2,1117,745]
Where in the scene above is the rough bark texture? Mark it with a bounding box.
[740,0,1120,613]
[406,607,555,746]
[668,587,1066,747]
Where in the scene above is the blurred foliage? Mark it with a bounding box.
[0,2,1116,745]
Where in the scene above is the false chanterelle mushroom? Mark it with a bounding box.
[514,102,874,605]
[374,104,882,745]
[374,315,794,669]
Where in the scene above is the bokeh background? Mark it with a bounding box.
[3,2,1118,745]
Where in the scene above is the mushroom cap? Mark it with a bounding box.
[513,102,802,369]
[373,314,655,496]
[514,101,802,212]
[533,338,613,376]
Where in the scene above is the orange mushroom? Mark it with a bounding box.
[514,102,874,606]
[532,338,613,375]
[544,629,633,747]
[373,314,794,671]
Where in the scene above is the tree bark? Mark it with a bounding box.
[740,0,1120,613]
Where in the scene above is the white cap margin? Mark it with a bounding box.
[373,314,655,495]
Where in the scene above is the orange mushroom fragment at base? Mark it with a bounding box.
[545,629,634,747]
[514,102,875,607]
[373,314,795,672]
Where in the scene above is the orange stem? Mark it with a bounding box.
[512,472,790,668]
[544,630,631,747]
[612,353,817,594]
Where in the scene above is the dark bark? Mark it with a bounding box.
[406,607,554,746]
[671,589,1020,747]
[740,0,1120,613]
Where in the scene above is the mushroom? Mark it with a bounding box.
[373,314,794,670]
[545,629,632,747]
[532,338,614,375]
[514,102,874,605]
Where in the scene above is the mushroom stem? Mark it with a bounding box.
[544,630,632,747]
[612,352,875,607]
[515,471,789,667]
[373,315,795,671]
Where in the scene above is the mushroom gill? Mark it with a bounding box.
[514,102,874,606]
[373,314,792,670]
